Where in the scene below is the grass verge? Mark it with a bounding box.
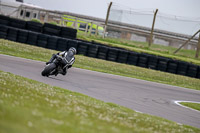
[0,71,199,133]
[0,39,200,91]
[180,102,200,112]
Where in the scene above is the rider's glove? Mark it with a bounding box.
[68,65,72,68]
[46,62,50,65]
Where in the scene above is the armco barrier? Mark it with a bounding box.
[0,20,200,79]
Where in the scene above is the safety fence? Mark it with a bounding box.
[108,3,200,42]
[0,15,200,79]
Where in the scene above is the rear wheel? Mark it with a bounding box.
[41,63,56,76]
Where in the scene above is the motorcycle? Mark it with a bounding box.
[41,55,72,77]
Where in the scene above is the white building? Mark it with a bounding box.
[0,0,41,20]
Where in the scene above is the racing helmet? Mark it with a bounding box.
[69,47,77,55]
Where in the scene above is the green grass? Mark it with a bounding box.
[77,34,200,65]
[180,102,200,111]
[0,39,200,91]
[0,71,199,133]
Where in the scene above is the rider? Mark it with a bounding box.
[46,47,76,75]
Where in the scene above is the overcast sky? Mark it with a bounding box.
[24,0,200,19]
[23,0,200,35]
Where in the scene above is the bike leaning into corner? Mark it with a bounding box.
[41,47,76,77]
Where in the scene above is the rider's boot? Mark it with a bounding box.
[61,68,67,75]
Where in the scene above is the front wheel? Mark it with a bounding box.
[41,63,56,76]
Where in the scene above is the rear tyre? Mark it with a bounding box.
[41,63,56,76]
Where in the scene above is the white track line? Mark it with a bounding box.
[173,100,200,113]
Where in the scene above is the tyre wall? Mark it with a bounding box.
[0,15,77,39]
[0,15,200,79]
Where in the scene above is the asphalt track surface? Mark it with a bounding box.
[0,54,200,128]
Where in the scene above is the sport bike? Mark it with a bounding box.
[41,55,71,76]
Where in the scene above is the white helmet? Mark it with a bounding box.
[69,47,76,55]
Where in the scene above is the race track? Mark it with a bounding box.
[0,54,200,128]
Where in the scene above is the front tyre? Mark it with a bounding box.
[41,63,56,76]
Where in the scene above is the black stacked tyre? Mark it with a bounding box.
[97,46,109,60]
[37,34,49,48]
[43,23,60,36]
[117,50,128,63]
[138,53,149,68]
[186,64,198,78]
[67,39,79,50]
[176,61,188,76]
[17,29,29,43]
[6,27,18,41]
[92,42,106,47]
[197,66,200,79]
[107,48,118,62]
[87,44,98,58]
[167,60,178,74]
[60,27,77,39]
[157,57,169,72]
[9,17,26,29]
[27,31,39,46]
[47,36,58,50]
[57,38,68,51]
[0,25,8,39]
[147,55,158,70]
[26,21,43,32]
[77,42,89,56]
[127,52,138,65]
[0,15,10,26]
